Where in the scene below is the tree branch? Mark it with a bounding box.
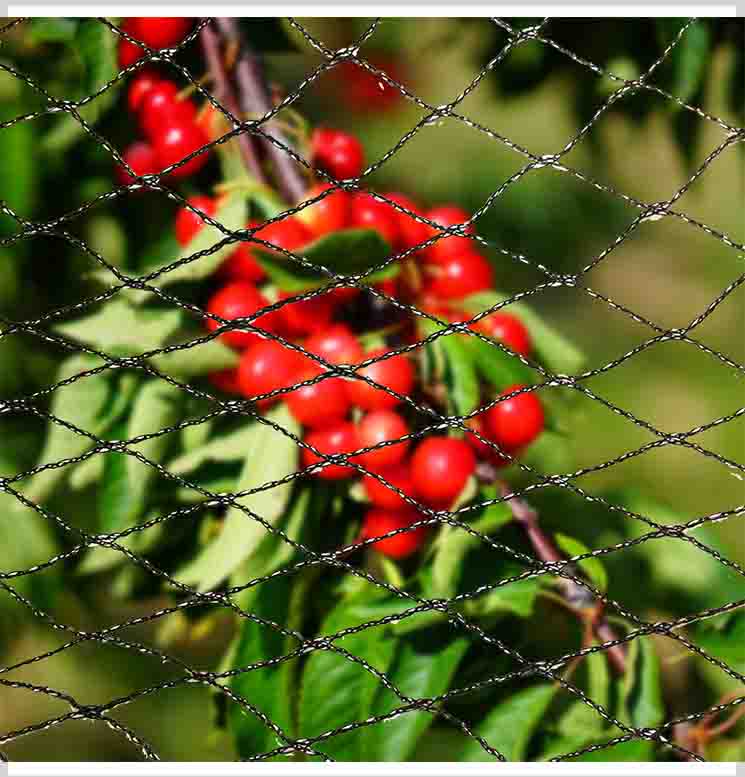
[214,17,307,204]
[499,485,628,674]
[199,22,266,184]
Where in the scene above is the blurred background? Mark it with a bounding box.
[0,16,742,761]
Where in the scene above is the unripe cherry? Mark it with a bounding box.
[485,384,544,452]
[205,281,276,350]
[153,119,210,179]
[236,339,304,408]
[347,347,415,410]
[286,368,350,429]
[356,410,410,471]
[362,509,427,559]
[175,195,217,246]
[362,462,417,510]
[311,127,364,180]
[410,436,476,506]
[302,422,360,480]
[298,182,350,238]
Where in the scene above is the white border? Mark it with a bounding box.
[4,765,741,776]
[6,5,739,17]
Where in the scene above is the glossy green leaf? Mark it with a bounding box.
[149,331,239,378]
[621,637,664,730]
[367,636,469,761]
[690,612,745,675]
[440,334,480,416]
[168,422,258,475]
[176,405,300,591]
[464,335,535,390]
[555,533,608,592]
[461,684,557,761]
[466,576,540,619]
[462,291,585,375]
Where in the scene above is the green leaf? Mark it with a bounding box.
[367,636,469,761]
[149,330,239,378]
[0,98,38,235]
[690,612,745,676]
[27,18,79,44]
[440,334,480,416]
[462,291,585,375]
[555,533,608,592]
[168,422,258,475]
[467,575,540,619]
[462,684,557,761]
[298,597,401,760]
[44,19,120,151]
[665,20,711,106]
[463,335,535,391]
[79,380,183,574]
[175,405,300,592]
[256,228,392,283]
[620,637,664,730]
[54,298,182,357]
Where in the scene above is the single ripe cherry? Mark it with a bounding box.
[356,410,409,471]
[311,127,364,180]
[425,250,494,300]
[237,339,304,408]
[362,462,417,510]
[333,56,405,114]
[350,193,400,247]
[286,368,350,429]
[218,221,266,285]
[426,205,475,259]
[486,384,544,452]
[139,81,196,138]
[116,141,160,185]
[208,368,240,395]
[127,67,162,114]
[302,422,360,480]
[175,195,217,246]
[276,291,334,338]
[475,312,532,357]
[306,324,363,366]
[126,17,193,50]
[465,416,511,466]
[385,192,432,252]
[118,22,145,68]
[205,282,276,350]
[361,509,427,559]
[298,182,350,238]
[410,436,476,506]
[254,216,312,257]
[347,347,415,410]
[153,119,210,179]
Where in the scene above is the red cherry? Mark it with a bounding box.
[139,81,196,139]
[153,119,210,179]
[426,205,475,259]
[254,216,312,257]
[127,67,162,114]
[276,291,334,338]
[333,56,405,114]
[298,183,350,238]
[205,282,276,350]
[486,384,544,452]
[217,221,266,284]
[208,368,240,395]
[116,141,160,185]
[347,347,415,410]
[306,324,363,366]
[175,195,217,246]
[356,410,409,471]
[302,422,360,480]
[350,193,399,247]
[127,17,193,50]
[362,509,427,559]
[410,436,476,506]
[236,339,304,408]
[385,192,432,252]
[425,251,494,300]
[465,416,511,466]
[118,22,145,68]
[311,128,364,180]
[286,368,350,428]
[362,462,417,510]
[475,312,532,357]
[328,286,361,305]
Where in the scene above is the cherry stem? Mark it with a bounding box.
[215,17,307,204]
[199,22,266,184]
[499,484,628,674]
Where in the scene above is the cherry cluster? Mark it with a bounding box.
[116,18,212,184]
[116,26,545,561]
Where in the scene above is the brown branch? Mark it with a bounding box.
[214,17,307,204]
[199,22,266,184]
[499,485,628,674]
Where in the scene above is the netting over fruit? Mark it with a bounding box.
[0,16,743,764]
